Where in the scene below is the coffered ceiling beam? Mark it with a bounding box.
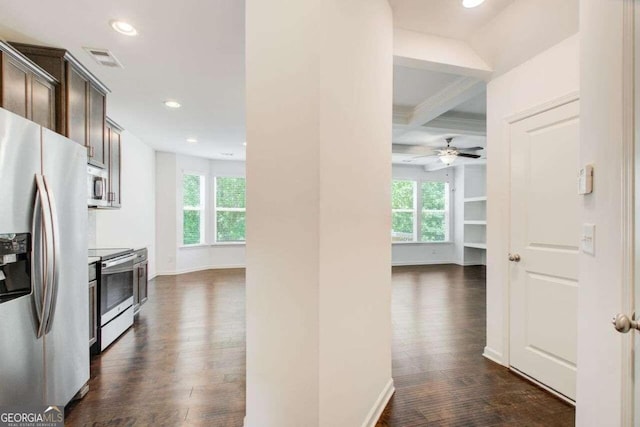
[402,76,485,128]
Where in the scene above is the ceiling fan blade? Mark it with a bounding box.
[392,143,437,156]
[460,146,485,151]
[457,153,482,159]
[411,153,439,159]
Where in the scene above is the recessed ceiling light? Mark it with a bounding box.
[242,142,247,146]
[110,20,138,36]
[186,138,198,144]
[164,100,181,109]
[462,0,485,8]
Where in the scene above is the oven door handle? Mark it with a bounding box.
[102,254,136,269]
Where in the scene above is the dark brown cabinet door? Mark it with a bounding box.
[2,55,28,118]
[30,75,55,129]
[89,280,97,346]
[108,126,122,207]
[67,66,87,147]
[88,84,106,168]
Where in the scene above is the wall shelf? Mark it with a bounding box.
[464,196,487,203]
[455,163,487,266]
[464,242,487,250]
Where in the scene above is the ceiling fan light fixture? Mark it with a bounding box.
[462,0,485,8]
[440,153,458,166]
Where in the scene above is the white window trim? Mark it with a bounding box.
[182,172,206,246]
[214,176,247,243]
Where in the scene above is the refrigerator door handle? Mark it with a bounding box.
[43,175,60,334]
[32,174,54,339]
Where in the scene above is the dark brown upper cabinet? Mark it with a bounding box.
[0,41,56,130]
[10,42,110,169]
[106,117,123,209]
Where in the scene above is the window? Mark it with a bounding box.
[183,174,206,245]
[421,182,449,242]
[215,177,246,242]
[391,180,450,243]
[391,180,416,242]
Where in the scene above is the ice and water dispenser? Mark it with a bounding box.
[0,233,31,303]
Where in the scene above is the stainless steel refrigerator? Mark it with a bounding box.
[0,108,88,406]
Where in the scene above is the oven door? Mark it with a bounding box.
[100,254,135,325]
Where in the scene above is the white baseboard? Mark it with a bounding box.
[156,264,246,276]
[483,346,506,366]
[361,378,395,427]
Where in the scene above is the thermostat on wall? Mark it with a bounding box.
[578,164,594,195]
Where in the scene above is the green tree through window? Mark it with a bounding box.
[216,177,246,242]
[391,180,415,241]
[183,174,205,245]
[391,179,449,242]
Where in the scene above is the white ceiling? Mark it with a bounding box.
[0,0,575,165]
[449,92,486,117]
[389,0,515,40]
[0,0,246,160]
[393,66,459,108]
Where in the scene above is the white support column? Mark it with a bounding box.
[245,1,394,426]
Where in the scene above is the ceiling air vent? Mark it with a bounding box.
[83,47,123,68]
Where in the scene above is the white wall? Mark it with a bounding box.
[485,34,579,364]
[94,131,157,277]
[245,0,393,424]
[155,152,246,275]
[470,0,579,77]
[391,164,458,265]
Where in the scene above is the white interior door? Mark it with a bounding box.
[509,99,580,401]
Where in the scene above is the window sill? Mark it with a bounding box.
[179,242,246,249]
[392,241,453,245]
[179,243,209,249]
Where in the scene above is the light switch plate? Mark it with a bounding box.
[581,224,595,255]
[578,164,594,194]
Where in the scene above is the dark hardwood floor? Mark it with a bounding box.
[376,265,574,426]
[65,269,247,426]
[65,265,574,426]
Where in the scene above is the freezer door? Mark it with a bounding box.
[41,128,89,405]
[0,108,45,405]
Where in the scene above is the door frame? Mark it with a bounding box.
[621,0,636,424]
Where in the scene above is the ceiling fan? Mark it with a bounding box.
[394,137,484,166]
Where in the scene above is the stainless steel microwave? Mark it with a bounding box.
[87,165,109,207]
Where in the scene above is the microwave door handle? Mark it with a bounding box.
[94,178,104,198]
[32,174,54,339]
[43,175,60,334]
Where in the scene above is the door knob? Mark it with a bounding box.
[508,254,521,262]
[612,313,639,333]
